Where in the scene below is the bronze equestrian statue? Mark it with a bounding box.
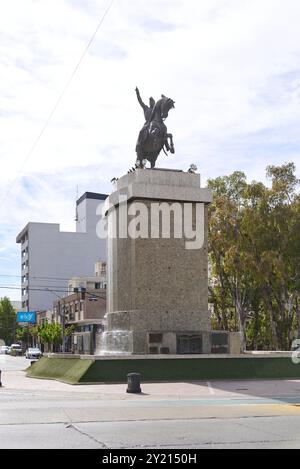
[135,87,175,169]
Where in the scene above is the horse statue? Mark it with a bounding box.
[135,87,175,169]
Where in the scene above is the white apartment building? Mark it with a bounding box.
[16,192,107,312]
[68,261,107,294]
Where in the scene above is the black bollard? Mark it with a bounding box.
[126,372,141,393]
[0,370,2,387]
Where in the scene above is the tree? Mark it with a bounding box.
[28,325,40,347]
[0,297,16,345]
[15,327,27,343]
[208,163,300,351]
[39,322,62,352]
[208,171,254,350]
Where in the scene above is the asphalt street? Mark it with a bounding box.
[2,355,300,449]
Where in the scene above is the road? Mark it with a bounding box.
[2,355,300,448]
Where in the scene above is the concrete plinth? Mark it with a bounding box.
[101,168,213,355]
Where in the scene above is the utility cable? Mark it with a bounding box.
[0,0,115,207]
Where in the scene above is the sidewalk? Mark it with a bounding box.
[3,369,300,402]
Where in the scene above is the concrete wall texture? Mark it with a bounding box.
[102,169,213,355]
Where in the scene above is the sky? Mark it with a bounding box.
[0,0,300,301]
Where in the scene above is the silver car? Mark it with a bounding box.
[25,347,42,359]
[0,346,10,354]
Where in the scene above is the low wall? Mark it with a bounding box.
[27,357,93,384]
[27,354,300,384]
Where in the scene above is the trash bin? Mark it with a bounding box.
[126,373,141,393]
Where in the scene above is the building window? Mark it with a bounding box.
[69,312,75,321]
[95,283,101,289]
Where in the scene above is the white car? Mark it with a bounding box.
[25,347,42,359]
[0,345,10,354]
[9,344,23,356]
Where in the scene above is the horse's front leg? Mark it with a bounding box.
[166,133,175,154]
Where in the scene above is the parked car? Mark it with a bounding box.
[0,345,10,354]
[9,344,23,356]
[25,347,42,359]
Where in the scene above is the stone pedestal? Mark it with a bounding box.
[100,168,213,355]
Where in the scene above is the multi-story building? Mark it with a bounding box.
[53,286,107,355]
[36,310,56,327]
[68,261,107,294]
[16,192,107,312]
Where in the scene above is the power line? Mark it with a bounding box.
[0,0,116,208]
[0,273,106,281]
[0,285,106,301]
[0,285,80,290]
[0,274,22,278]
[0,279,106,288]
[0,281,107,289]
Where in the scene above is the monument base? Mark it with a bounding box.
[99,308,211,355]
[102,168,213,356]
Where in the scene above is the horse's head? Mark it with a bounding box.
[160,94,175,119]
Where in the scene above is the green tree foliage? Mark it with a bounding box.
[208,163,300,350]
[65,325,75,337]
[38,321,62,352]
[0,297,16,345]
[15,327,27,343]
[29,325,40,345]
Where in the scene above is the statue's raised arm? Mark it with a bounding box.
[135,87,155,123]
[135,87,146,110]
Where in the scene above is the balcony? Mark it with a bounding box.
[21,239,29,251]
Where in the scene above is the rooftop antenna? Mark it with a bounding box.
[75,185,79,222]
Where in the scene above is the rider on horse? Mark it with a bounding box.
[135,87,155,159]
[135,87,175,169]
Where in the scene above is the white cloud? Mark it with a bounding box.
[0,0,300,299]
